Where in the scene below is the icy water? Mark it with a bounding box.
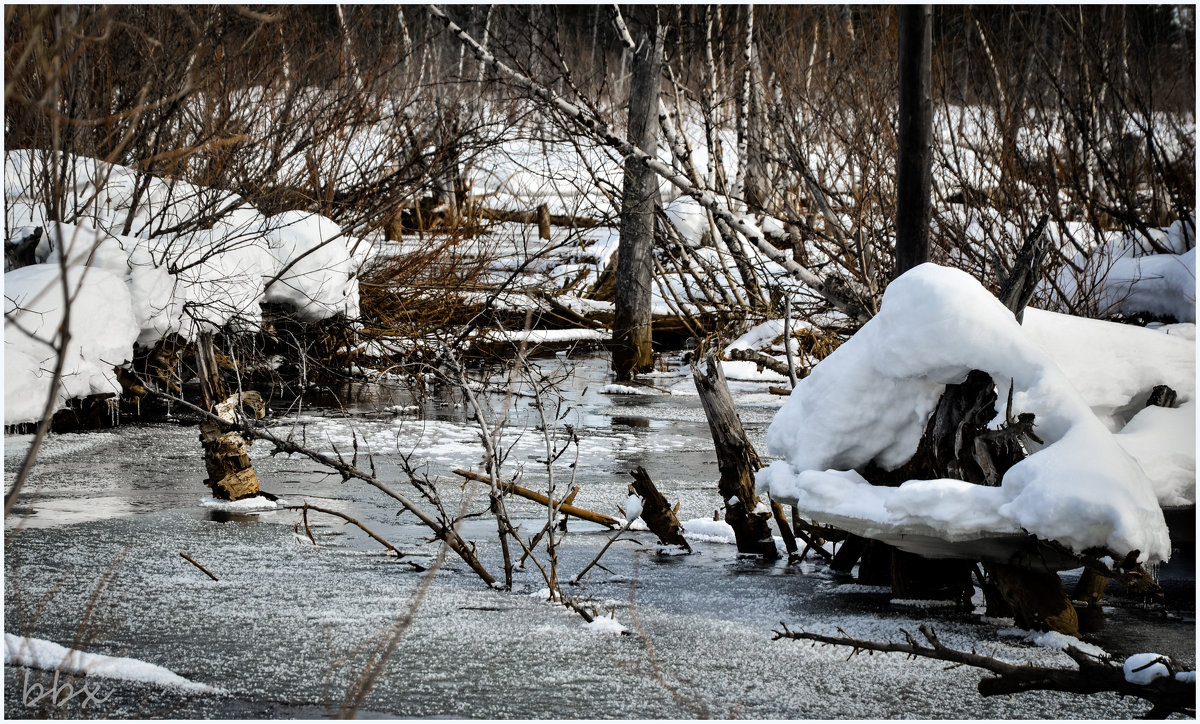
[4,354,1194,719]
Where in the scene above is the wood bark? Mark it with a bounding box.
[613,8,663,380]
[199,391,266,501]
[894,5,933,279]
[693,353,778,559]
[628,466,691,552]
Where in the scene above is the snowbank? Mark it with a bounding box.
[1050,219,1195,322]
[5,633,215,693]
[261,210,360,321]
[757,264,1178,564]
[5,264,139,424]
[4,150,362,423]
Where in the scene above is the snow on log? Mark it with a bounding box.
[756,263,1185,565]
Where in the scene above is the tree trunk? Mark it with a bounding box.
[693,353,778,559]
[613,9,663,380]
[894,4,933,279]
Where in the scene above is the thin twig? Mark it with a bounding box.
[179,552,219,581]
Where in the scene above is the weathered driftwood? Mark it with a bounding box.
[769,501,800,561]
[774,623,1195,719]
[452,469,619,528]
[692,353,778,559]
[1147,384,1178,409]
[997,213,1051,322]
[628,466,691,552]
[990,563,1080,637]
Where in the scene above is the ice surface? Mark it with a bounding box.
[3,357,1188,719]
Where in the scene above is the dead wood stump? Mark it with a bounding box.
[693,353,778,559]
[628,467,691,552]
[200,391,267,501]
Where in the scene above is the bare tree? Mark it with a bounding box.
[613,7,664,379]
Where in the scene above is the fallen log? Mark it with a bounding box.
[727,347,795,378]
[475,205,604,229]
[452,469,619,528]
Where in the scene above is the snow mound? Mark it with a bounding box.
[1050,219,1196,322]
[5,633,216,693]
[5,150,364,423]
[1123,653,1173,685]
[261,210,360,321]
[5,264,138,425]
[680,517,736,545]
[757,263,1175,564]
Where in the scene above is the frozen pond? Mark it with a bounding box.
[4,354,1194,718]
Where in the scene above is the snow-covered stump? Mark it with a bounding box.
[693,353,778,559]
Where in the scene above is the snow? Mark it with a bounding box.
[758,263,1175,564]
[5,633,215,693]
[664,197,710,246]
[485,328,608,344]
[680,518,737,545]
[199,496,281,512]
[584,615,628,635]
[1004,629,1107,658]
[4,151,363,423]
[1023,308,1195,430]
[4,264,139,425]
[1049,219,1196,322]
[602,384,657,395]
[1123,653,1172,685]
[1114,402,1196,507]
[260,210,360,321]
[624,493,644,523]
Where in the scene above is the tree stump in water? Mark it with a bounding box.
[628,466,691,552]
[201,391,267,501]
[693,353,778,559]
